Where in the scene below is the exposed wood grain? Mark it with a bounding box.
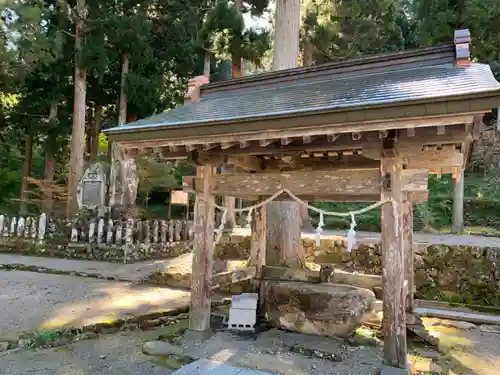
[204,169,427,197]
[403,199,414,313]
[381,156,407,368]
[211,170,381,196]
[401,169,428,192]
[212,267,257,290]
[189,165,215,332]
[228,155,264,171]
[250,202,267,285]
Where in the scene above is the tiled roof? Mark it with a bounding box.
[105,44,500,135]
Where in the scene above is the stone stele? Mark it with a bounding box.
[265,281,375,338]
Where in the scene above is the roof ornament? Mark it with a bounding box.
[184,75,210,104]
[454,29,471,66]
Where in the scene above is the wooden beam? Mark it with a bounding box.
[352,132,362,140]
[381,156,407,369]
[202,169,427,197]
[302,136,313,144]
[407,127,415,137]
[437,125,446,135]
[403,200,414,313]
[228,155,263,172]
[202,143,217,151]
[259,139,276,147]
[403,150,463,170]
[327,134,339,143]
[221,141,237,150]
[281,137,293,146]
[117,114,474,150]
[239,140,250,148]
[379,130,389,139]
[186,144,199,152]
[212,267,257,290]
[262,156,380,171]
[189,165,215,333]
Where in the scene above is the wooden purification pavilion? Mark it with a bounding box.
[105,30,500,370]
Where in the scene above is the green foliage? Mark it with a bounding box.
[198,0,271,68]
[301,0,405,64]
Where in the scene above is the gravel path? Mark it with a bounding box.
[0,330,172,375]
[0,270,189,339]
[0,253,193,282]
[234,228,500,248]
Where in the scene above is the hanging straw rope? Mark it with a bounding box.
[207,188,396,249]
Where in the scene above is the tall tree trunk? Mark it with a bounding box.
[300,38,314,232]
[231,0,243,79]
[303,38,314,67]
[231,55,242,78]
[19,134,33,215]
[67,0,87,218]
[42,101,58,215]
[84,108,92,162]
[90,104,102,162]
[118,53,129,126]
[203,53,211,77]
[267,0,303,267]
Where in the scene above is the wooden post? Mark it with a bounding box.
[381,157,407,369]
[189,165,215,333]
[452,168,464,234]
[403,199,414,313]
[250,202,267,283]
[221,165,236,229]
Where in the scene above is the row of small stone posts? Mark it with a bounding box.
[0,214,194,245]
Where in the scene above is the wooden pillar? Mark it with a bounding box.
[403,199,414,313]
[189,165,215,333]
[221,165,236,229]
[250,203,267,281]
[381,157,407,369]
[452,168,464,234]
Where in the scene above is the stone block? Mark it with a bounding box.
[380,366,410,375]
[265,281,375,338]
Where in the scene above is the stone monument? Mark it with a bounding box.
[77,162,110,217]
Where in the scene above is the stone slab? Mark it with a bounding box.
[171,359,277,375]
[380,366,410,375]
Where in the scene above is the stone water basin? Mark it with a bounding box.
[265,281,376,338]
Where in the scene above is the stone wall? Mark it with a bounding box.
[220,235,500,307]
[470,128,500,171]
[0,214,193,263]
